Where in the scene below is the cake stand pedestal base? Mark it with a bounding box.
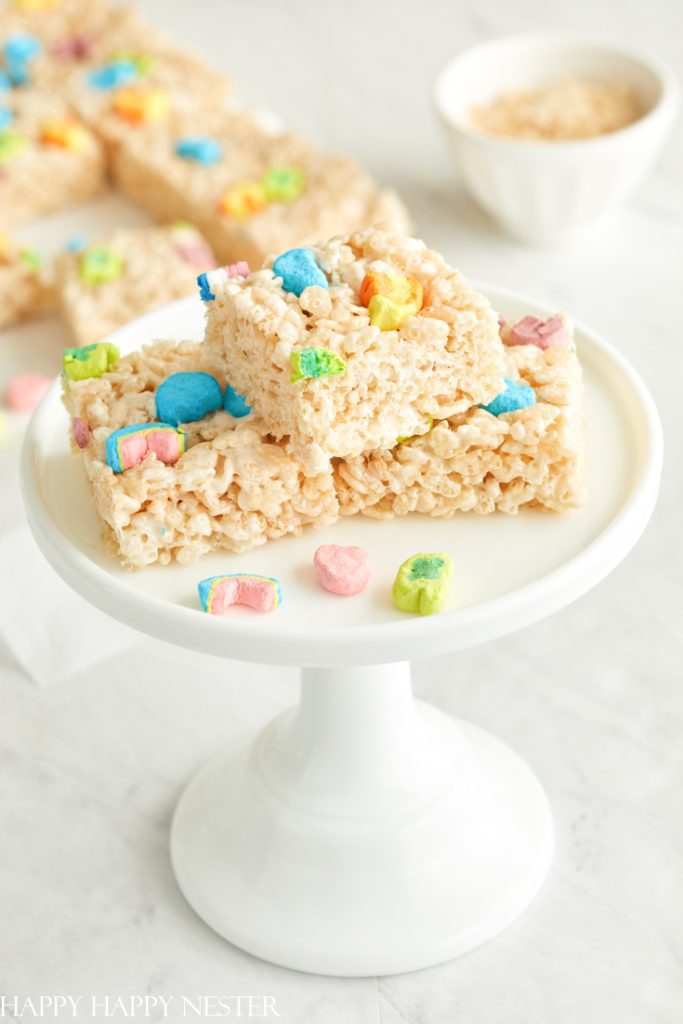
[171,661,553,976]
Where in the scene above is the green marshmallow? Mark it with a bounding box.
[392,552,453,616]
[263,165,304,203]
[62,342,120,382]
[0,131,27,163]
[79,246,124,285]
[290,348,345,383]
[19,247,41,272]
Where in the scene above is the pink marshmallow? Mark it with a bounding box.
[506,315,569,350]
[212,577,278,613]
[314,544,371,596]
[5,373,51,412]
[119,432,148,470]
[175,242,216,271]
[72,417,90,448]
[146,429,182,465]
[226,261,250,278]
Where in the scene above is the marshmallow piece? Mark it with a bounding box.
[175,136,222,165]
[79,246,124,285]
[110,50,153,75]
[112,86,169,124]
[105,423,185,473]
[155,371,223,426]
[360,270,423,331]
[65,235,87,252]
[4,34,41,84]
[218,181,267,219]
[0,108,13,130]
[392,552,453,616]
[0,131,27,162]
[367,294,405,331]
[197,262,249,301]
[314,544,371,596]
[360,271,423,314]
[62,342,120,382]
[88,59,138,90]
[481,376,536,417]
[5,372,51,411]
[198,574,282,614]
[40,118,90,152]
[72,417,90,449]
[52,35,94,60]
[263,165,305,202]
[290,348,345,383]
[506,314,570,350]
[273,248,328,297]
[223,385,251,418]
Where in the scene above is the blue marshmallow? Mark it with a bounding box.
[0,108,12,130]
[197,271,215,301]
[0,71,11,92]
[175,136,222,166]
[272,248,328,297]
[224,385,251,418]
[5,34,41,63]
[88,59,138,90]
[65,235,87,253]
[481,376,536,417]
[155,371,223,426]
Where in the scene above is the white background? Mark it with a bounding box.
[1,0,682,1021]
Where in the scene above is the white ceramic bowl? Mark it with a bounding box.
[434,34,679,243]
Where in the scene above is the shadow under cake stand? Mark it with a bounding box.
[21,288,662,977]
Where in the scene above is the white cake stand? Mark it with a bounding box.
[21,286,661,977]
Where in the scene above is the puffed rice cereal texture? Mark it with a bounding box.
[0,90,105,225]
[55,224,216,346]
[203,224,506,469]
[62,339,339,570]
[335,337,586,517]
[111,112,409,266]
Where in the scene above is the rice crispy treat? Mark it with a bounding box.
[203,225,505,468]
[335,340,586,518]
[63,27,231,152]
[0,89,105,224]
[55,223,216,346]
[62,339,339,570]
[112,112,409,266]
[0,231,54,328]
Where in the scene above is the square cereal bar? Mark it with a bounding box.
[335,339,586,517]
[62,339,338,569]
[0,232,54,328]
[55,223,216,345]
[64,27,231,152]
[203,225,505,468]
[0,89,105,224]
[112,112,409,266]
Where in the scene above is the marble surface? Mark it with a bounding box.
[1,0,682,1020]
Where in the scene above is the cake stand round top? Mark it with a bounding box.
[21,286,662,667]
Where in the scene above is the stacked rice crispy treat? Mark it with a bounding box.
[204,225,505,467]
[63,227,586,570]
[336,343,586,518]
[62,340,338,570]
[55,223,216,345]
